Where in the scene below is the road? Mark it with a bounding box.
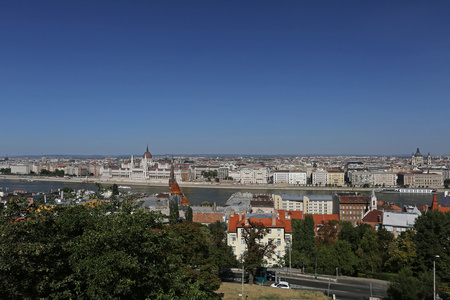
[275,271,388,300]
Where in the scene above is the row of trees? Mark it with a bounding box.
[288,211,450,299]
[0,168,11,174]
[0,197,237,299]
[39,168,65,177]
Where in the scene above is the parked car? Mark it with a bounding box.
[270,281,290,289]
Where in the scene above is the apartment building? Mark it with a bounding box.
[327,170,345,186]
[289,172,307,185]
[303,195,334,214]
[273,194,303,211]
[372,171,396,187]
[273,171,307,185]
[227,211,292,266]
[312,169,328,186]
[333,193,371,226]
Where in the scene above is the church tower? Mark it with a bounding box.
[427,152,432,165]
[371,188,377,211]
[169,160,175,188]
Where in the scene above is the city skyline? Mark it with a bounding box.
[2,1,450,156]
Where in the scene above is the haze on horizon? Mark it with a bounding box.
[2,1,450,156]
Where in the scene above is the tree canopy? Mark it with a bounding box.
[0,199,223,299]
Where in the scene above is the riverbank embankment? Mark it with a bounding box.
[1,174,448,193]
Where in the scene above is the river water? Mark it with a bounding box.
[0,179,439,208]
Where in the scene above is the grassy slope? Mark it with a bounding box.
[217,282,330,300]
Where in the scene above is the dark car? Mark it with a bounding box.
[267,271,276,281]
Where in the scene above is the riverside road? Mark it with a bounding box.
[272,270,388,300]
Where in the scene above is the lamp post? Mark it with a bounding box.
[434,255,439,300]
[241,259,245,300]
[289,241,292,274]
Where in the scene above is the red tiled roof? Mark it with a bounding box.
[311,214,339,229]
[362,210,382,224]
[283,210,339,231]
[228,212,291,233]
[193,212,224,224]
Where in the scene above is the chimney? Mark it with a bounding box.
[245,215,249,225]
[272,215,276,226]
[285,211,290,220]
[230,209,235,217]
[239,213,243,222]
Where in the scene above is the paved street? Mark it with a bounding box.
[273,270,388,300]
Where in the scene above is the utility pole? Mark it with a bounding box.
[434,255,440,300]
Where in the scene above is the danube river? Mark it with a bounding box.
[0,178,440,208]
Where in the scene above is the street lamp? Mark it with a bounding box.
[434,255,439,300]
[241,259,245,300]
[289,241,292,274]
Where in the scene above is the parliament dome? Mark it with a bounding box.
[143,145,152,159]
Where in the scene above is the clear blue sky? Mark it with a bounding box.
[1,1,449,156]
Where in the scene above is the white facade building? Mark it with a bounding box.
[303,195,334,214]
[11,164,30,174]
[312,170,328,186]
[289,172,307,185]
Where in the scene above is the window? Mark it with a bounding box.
[277,229,281,236]
[231,235,236,242]
[277,238,281,246]
[241,238,245,245]
[232,246,236,253]
[268,229,272,234]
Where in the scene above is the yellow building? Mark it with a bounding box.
[327,170,345,186]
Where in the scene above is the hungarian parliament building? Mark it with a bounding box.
[100,146,184,183]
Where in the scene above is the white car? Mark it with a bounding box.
[270,281,290,289]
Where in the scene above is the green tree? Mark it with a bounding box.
[377,227,395,271]
[333,240,358,276]
[207,221,238,269]
[413,209,450,283]
[111,183,119,196]
[185,206,193,222]
[169,201,180,225]
[338,222,360,251]
[0,200,224,300]
[384,231,416,273]
[166,221,221,298]
[387,268,433,300]
[0,168,11,175]
[241,221,276,284]
[356,227,382,274]
[291,215,316,269]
